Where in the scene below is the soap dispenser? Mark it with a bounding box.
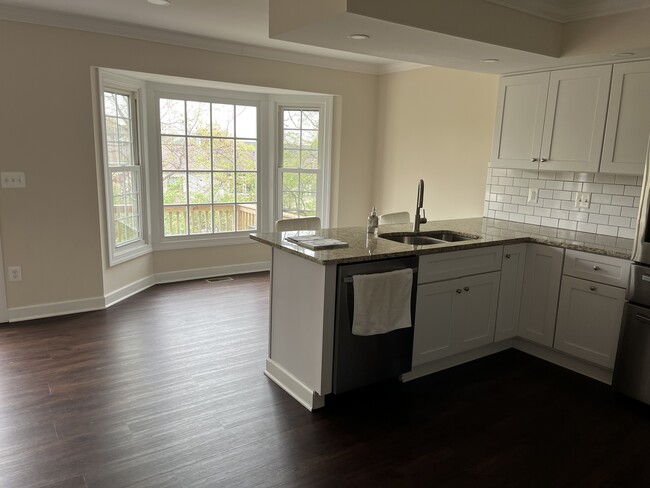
[367,206,379,235]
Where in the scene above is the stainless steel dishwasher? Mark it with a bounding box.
[332,256,418,394]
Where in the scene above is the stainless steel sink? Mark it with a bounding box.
[379,230,480,245]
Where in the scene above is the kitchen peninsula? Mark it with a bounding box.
[250,217,633,410]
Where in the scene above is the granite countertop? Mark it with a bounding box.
[249,217,634,265]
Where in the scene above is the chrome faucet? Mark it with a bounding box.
[413,179,427,232]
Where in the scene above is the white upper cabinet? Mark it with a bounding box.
[540,65,611,172]
[601,60,650,175]
[491,72,549,170]
[492,65,616,173]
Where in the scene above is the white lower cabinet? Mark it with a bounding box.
[553,250,630,369]
[413,271,501,366]
[495,243,527,341]
[554,276,626,368]
[518,244,565,347]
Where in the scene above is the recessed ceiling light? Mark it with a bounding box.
[481,58,500,63]
[147,0,170,5]
[347,34,370,40]
[613,52,634,57]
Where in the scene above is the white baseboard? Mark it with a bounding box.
[8,296,106,322]
[6,262,271,322]
[401,340,514,382]
[513,338,613,385]
[154,261,270,284]
[265,358,325,411]
[104,275,156,308]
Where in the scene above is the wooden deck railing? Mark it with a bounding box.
[162,204,257,235]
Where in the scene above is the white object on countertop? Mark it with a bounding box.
[275,216,321,232]
[352,268,413,336]
[378,211,410,225]
[367,206,379,234]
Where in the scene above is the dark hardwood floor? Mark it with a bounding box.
[1,272,649,487]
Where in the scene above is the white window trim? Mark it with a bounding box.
[147,83,269,251]
[97,69,152,266]
[270,95,333,228]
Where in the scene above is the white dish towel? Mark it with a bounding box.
[352,268,413,336]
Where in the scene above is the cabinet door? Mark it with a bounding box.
[454,271,501,353]
[540,65,612,172]
[491,72,549,169]
[518,244,564,347]
[495,243,527,341]
[555,276,626,368]
[413,279,457,366]
[601,60,650,175]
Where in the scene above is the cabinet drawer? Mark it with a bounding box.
[563,250,630,287]
[418,246,503,284]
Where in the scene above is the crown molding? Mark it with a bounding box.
[488,0,650,23]
[0,4,422,75]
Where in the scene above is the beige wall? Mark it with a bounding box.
[0,20,378,310]
[373,67,498,220]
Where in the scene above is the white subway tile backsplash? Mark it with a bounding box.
[600,205,622,216]
[575,173,594,183]
[618,227,636,239]
[563,181,582,191]
[603,184,625,195]
[612,195,634,207]
[569,211,588,222]
[543,199,562,209]
[591,193,612,205]
[545,180,563,190]
[616,175,638,185]
[551,209,569,220]
[553,190,572,200]
[525,215,542,225]
[484,169,641,239]
[577,222,598,233]
[609,216,631,228]
[497,194,512,203]
[622,207,639,218]
[588,213,610,225]
[594,174,616,184]
[541,217,559,227]
[583,183,603,193]
[597,224,618,237]
[558,220,578,230]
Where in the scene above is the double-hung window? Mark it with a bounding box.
[155,94,259,242]
[277,101,330,224]
[99,73,150,265]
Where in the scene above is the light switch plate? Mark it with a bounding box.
[527,187,539,204]
[575,192,591,209]
[1,172,26,188]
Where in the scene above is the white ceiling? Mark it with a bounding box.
[2,0,650,74]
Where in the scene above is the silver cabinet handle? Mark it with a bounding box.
[593,265,600,271]
[589,286,597,291]
[505,254,511,259]
[540,158,547,162]
[456,289,462,294]
[531,158,538,162]
[464,286,470,292]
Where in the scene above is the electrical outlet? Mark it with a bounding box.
[575,192,591,209]
[8,266,22,282]
[1,172,26,188]
[527,187,539,204]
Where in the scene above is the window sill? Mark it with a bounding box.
[152,234,259,251]
[110,243,153,267]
